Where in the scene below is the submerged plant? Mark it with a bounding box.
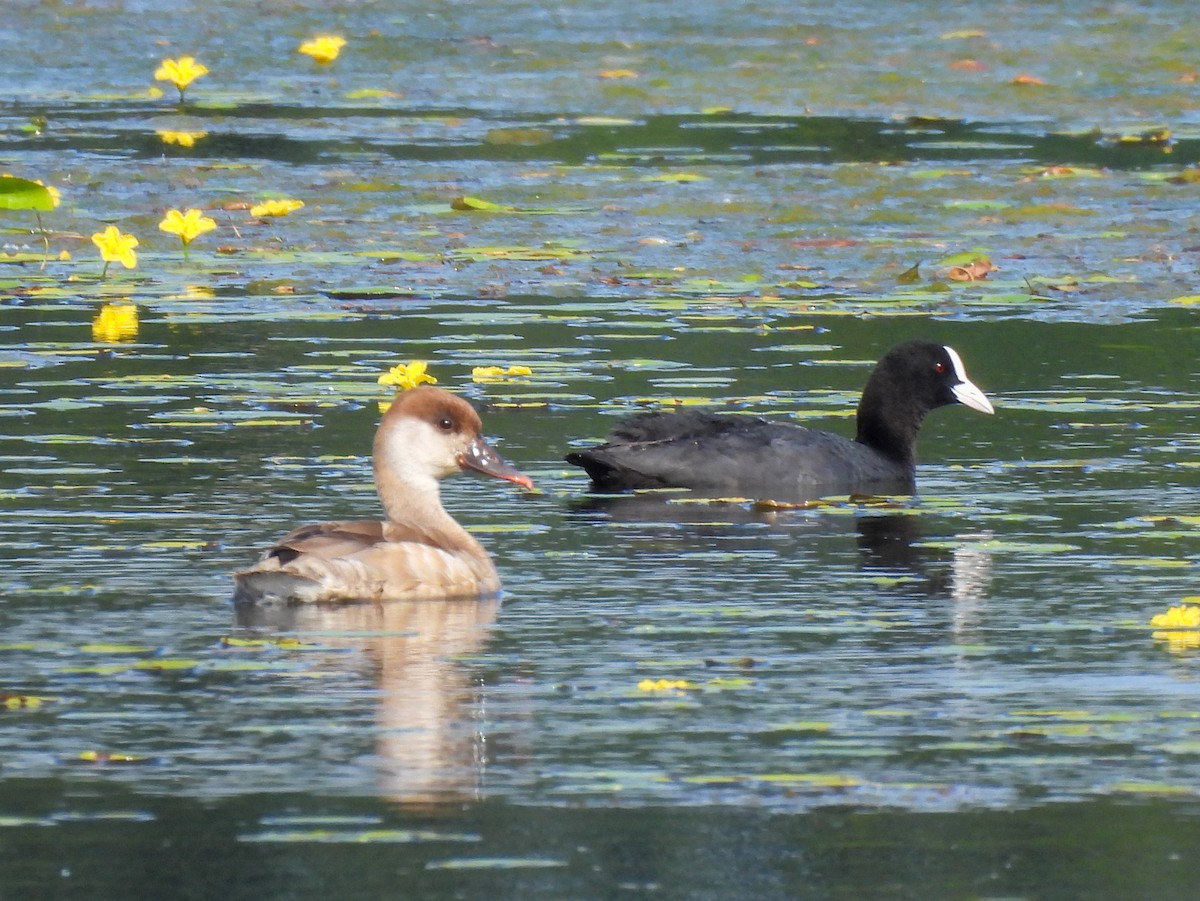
[154,56,209,103]
[91,225,139,278]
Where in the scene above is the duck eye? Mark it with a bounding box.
[437,417,454,432]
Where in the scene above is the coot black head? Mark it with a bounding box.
[855,340,993,468]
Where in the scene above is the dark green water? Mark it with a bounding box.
[2,1,1199,898]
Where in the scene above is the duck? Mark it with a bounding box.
[233,385,533,604]
[565,340,993,499]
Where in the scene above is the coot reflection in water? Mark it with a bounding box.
[569,491,994,613]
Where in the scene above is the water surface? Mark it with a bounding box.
[1,2,1199,898]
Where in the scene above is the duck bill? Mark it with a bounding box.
[952,379,995,415]
[458,436,534,489]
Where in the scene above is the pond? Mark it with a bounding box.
[1,1,1199,898]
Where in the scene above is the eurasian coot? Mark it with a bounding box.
[565,340,993,499]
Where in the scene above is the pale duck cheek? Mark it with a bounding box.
[383,418,459,483]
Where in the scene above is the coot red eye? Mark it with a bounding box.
[934,361,946,374]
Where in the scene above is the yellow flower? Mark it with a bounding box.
[638,679,694,692]
[298,35,347,64]
[91,225,139,271]
[157,130,207,148]
[472,364,533,383]
[378,360,437,390]
[159,208,217,247]
[1149,604,1200,629]
[249,198,305,217]
[92,302,139,344]
[154,56,209,99]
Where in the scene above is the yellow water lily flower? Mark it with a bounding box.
[159,208,217,247]
[298,35,347,64]
[91,225,139,275]
[638,679,694,692]
[1150,604,1200,629]
[472,364,533,383]
[92,302,139,343]
[157,130,207,148]
[154,56,209,101]
[378,360,437,391]
[249,198,305,217]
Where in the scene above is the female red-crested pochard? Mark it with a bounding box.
[233,385,532,604]
[566,340,994,499]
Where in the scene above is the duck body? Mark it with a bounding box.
[566,340,993,499]
[234,386,531,605]
[233,519,500,604]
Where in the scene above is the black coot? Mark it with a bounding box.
[565,340,994,498]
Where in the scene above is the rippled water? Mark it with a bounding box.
[2,2,1199,898]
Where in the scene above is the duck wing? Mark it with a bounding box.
[566,410,911,496]
[263,520,387,564]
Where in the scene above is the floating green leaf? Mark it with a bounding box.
[0,175,56,211]
[450,195,514,212]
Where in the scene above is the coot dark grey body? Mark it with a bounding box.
[565,340,993,498]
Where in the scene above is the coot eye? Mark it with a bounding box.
[934,361,946,374]
[437,417,454,432]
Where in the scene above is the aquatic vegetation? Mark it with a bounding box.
[378,360,437,390]
[0,174,60,260]
[159,208,217,251]
[472,365,533,383]
[451,195,515,212]
[0,174,59,211]
[638,679,694,692]
[153,56,209,103]
[250,198,305,217]
[1149,603,1200,629]
[156,130,207,148]
[90,225,138,276]
[298,35,346,64]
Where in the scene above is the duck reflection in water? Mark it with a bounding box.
[236,597,498,807]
